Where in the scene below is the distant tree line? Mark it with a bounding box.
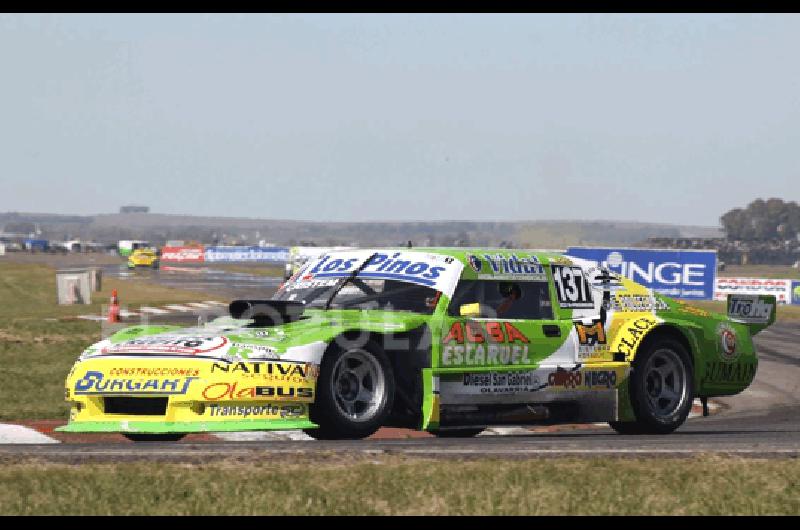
[721,198,800,241]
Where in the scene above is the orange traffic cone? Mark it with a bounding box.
[108,289,121,323]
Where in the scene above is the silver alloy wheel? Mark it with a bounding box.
[331,349,386,423]
[642,348,689,419]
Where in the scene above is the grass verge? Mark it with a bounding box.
[0,455,797,515]
[0,262,214,420]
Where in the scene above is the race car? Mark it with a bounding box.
[127,248,160,269]
[59,248,775,441]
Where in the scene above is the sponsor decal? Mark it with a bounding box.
[575,321,606,345]
[108,367,201,377]
[716,323,739,362]
[226,343,279,360]
[160,246,205,263]
[567,247,716,300]
[101,336,228,355]
[705,362,756,384]
[793,281,800,305]
[441,322,530,367]
[551,265,594,309]
[615,316,658,357]
[574,320,609,359]
[727,295,774,324]
[675,303,710,317]
[605,294,669,312]
[474,254,547,281]
[714,278,791,304]
[207,403,306,418]
[281,278,338,292]
[547,367,582,389]
[210,362,315,382]
[467,255,483,272]
[549,256,574,266]
[460,371,547,395]
[201,382,314,401]
[583,370,618,389]
[74,371,198,395]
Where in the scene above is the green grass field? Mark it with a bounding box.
[0,455,797,515]
[0,261,212,420]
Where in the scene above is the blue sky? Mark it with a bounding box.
[0,14,798,225]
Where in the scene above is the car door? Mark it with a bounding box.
[435,275,573,404]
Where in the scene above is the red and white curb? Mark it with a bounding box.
[0,424,59,444]
[75,301,228,321]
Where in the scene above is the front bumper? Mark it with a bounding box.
[58,356,319,434]
[57,419,317,433]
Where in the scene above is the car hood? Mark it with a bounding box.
[78,310,431,365]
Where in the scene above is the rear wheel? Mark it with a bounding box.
[123,433,186,442]
[610,339,693,435]
[304,341,395,440]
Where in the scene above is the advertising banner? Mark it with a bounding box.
[204,246,290,263]
[793,281,800,305]
[160,246,205,263]
[713,277,793,305]
[566,247,717,300]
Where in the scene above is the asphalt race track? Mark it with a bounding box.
[2,322,799,461]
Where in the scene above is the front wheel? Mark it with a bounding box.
[304,341,395,440]
[610,339,694,435]
[123,433,186,442]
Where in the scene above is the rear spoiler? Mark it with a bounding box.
[726,294,776,335]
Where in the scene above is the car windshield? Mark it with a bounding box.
[273,277,441,314]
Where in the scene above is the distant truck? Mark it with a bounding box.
[118,240,150,257]
[23,239,49,252]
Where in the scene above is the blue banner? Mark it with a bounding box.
[793,281,800,305]
[566,247,717,300]
[204,246,290,263]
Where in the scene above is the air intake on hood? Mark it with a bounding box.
[229,300,306,326]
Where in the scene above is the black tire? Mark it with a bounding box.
[432,428,484,438]
[610,338,694,435]
[304,340,395,440]
[123,433,186,442]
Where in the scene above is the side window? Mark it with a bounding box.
[448,280,554,320]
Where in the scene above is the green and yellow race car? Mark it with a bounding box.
[127,248,160,269]
[59,248,774,441]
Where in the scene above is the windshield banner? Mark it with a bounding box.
[296,250,464,298]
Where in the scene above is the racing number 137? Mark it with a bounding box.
[551,265,594,309]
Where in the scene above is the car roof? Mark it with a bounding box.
[348,247,568,268]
